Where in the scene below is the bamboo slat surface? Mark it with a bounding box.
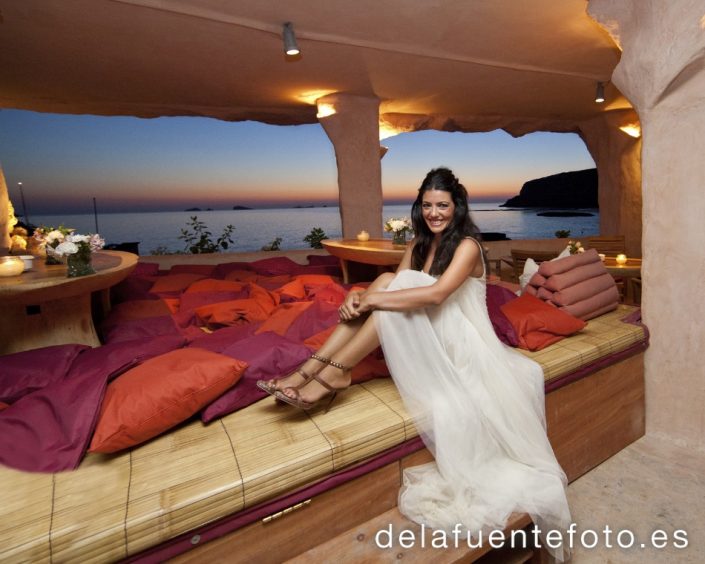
[0,306,645,562]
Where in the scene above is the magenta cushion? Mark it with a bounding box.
[249,256,301,276]
[284,300,340,342]
[132,262,160,276]
[307,254,340,266]
[169,264,216,276]
[211,261,254,279]
[101,315,180,344]
[538,248,600,277]
[486,284,520,347]
[201,332,312,422]
[0,344,89,404]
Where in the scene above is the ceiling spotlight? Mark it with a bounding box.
[595,82,605,104]
[282,22,300,56]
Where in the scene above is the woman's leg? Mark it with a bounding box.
[264,271,395,392]
[280,312,382,403]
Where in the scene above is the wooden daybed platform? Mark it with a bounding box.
[0,305,646,563]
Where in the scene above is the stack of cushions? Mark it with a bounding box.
[523,248,620,320]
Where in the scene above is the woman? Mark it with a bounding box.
[258,168,570,559]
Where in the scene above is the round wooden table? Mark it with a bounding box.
[322,239,405,283]
[0,251,138,355]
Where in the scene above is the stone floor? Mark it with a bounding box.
[567,434,705,563]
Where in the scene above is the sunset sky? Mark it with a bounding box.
[0,109,595,214]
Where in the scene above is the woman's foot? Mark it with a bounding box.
[256,354,332,396]
[277,360,351,410]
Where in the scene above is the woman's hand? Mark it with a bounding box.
[338,291,361,322]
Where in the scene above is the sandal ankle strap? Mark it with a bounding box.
[311,353,351,372]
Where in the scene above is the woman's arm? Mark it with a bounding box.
[357,239,481,313]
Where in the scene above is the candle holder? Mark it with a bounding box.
[615,254,628,265]
[0,256,24,277]
[356,230,370,242]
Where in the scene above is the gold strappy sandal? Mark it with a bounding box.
[274,355,352,412]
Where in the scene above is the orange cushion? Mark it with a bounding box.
[273,278,307,301]
[89,349,247,453]
[294,274,339,288]
[255,302,313,336]
[184,279,247,294]
[0,401,8,412]
[150,273,207,294]
[303,326,336,349]
[500,293,586,351]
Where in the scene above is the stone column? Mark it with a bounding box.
[317,94,383,238]
[590,0,705,449]
[578,109,643,257]
[0,167,12,254]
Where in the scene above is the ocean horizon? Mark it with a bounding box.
[28,203,600,255]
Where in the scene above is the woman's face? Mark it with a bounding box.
[421,189,455,236]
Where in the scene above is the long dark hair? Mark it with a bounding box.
[410,167,483,276]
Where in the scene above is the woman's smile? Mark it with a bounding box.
[422,190,455,235]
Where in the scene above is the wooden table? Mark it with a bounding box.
[603,256,642,304]
[0,251,138,355]
[322,239,406,283]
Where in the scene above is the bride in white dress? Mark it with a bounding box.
[258,168,571,560]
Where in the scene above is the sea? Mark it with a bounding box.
[29,203,600,255]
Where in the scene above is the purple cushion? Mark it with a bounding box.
[486,284,520,347]
[132,262,160,276]
[307,254,339,266]
[102,315,180,344]
[0,344,90,404]
[111,275,160,303]
[0,336,186,472]
[168,264,217,277]
[211,261,254,279]
[291,264,343,277]
[200,332,312,422]
[249,256,301,276]
[285,300,340,342]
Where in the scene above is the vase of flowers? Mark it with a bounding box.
[384,217,413,246]
[34,225,74,265]
[567,240,585,255]
[52,233,105,277]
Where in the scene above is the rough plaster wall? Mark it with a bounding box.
[578,111,643,257]
[590,0,705,450]
[318,94,384,238]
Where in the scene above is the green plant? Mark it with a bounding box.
[555,229,571,238]
[303,227,328,249]
[261,237,283,251]
[178,216,235,254]
[149,245,173,255]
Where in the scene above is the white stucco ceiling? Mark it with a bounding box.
[0,0,630,135]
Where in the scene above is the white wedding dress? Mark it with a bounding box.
[374,250,571,560]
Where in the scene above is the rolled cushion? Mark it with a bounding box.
[543,261,608,292]
[90,348,246,453]
[500,293,586,351]
[168,264,216,277]
[249,256,301,276]
[538,248,600,277]
[560,285,620,320]
[551,272,616,306]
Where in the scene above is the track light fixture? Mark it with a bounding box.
[595,82,605,104]
[282,22,300,56]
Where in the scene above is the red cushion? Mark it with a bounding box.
[500,293,586,351]
[168,264,216,277]
[89,348,247,453]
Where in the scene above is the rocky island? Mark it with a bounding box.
[501,168,598,209]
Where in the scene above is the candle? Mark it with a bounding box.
[615,253,627,265]
[598,253,606,262]
[357,230,370,242]
[0,256,24,277]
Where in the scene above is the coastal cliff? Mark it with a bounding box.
[501,168,598,208]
